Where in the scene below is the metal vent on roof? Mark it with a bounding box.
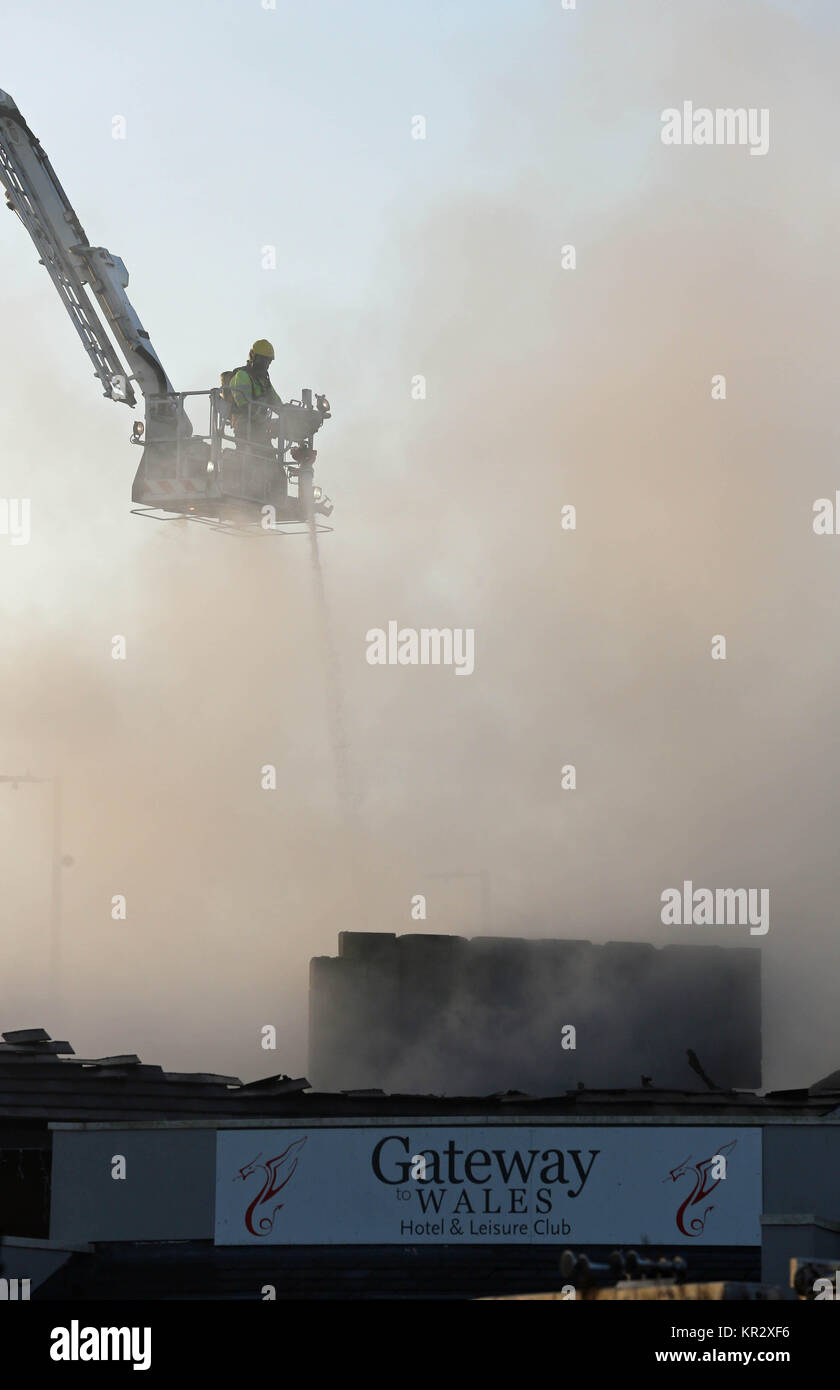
[164,1073,242,1086]
[239,1075,310,1093]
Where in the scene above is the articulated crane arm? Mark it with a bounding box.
[0,88,174,410]
[0,88,333,531]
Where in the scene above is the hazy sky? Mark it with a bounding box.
[1,0,839,1092]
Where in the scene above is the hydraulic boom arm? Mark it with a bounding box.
[0,89,174,408]
[0,87,333,530]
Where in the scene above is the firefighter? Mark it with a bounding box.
[229,339,284,430]
[228,339,287,498]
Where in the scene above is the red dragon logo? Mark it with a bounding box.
[234,1137,307,1236]
[663,1138,737,1237]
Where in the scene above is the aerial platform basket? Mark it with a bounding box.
[130,388,333,533]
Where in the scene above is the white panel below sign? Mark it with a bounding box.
[214,1126,762,1246]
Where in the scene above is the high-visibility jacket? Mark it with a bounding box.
[229,366,283,416]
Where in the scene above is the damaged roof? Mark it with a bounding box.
[1,1029,838,1124]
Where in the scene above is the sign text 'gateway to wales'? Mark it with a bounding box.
[214,1126,762,1246]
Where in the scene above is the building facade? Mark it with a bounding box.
[1,1031,838,1300]
[309,932,762,1093]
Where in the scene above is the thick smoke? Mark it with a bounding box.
[1,0,838,1090]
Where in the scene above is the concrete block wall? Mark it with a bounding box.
[309,933,762,1095]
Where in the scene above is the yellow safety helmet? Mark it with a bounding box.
[251,338,275,360]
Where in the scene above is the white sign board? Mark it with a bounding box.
[215,1126,762,1246]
